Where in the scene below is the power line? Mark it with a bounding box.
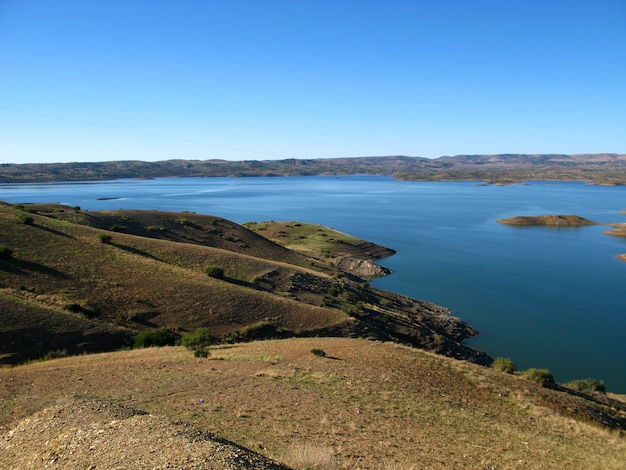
[0,105,293,160]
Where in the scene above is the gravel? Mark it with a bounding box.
[0,398,291,469]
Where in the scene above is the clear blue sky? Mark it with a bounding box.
[1,0,625,164]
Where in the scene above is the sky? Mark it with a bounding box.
[0,0,625,164]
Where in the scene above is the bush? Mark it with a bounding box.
[524,368,555,387]
[311,348,327,357]
[63,303,83,313]
[327,287,339,297]
[42,349,68,361]
[98,233,112,244]
[491,357,517,374]
[204,265,224,279]
[182,328,215,350]
[567,378,606,393]
[221,332,239,344]
[18,214,34,225]
[194,348,209,358]
[133,328,180,348]
[0,244,13,260]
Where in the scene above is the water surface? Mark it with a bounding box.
[2,176,625,391]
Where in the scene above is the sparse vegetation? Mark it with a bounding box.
[133,328,180,349]
[311,348,326,357]
[2,338,625,469]
[567,377,606,393]
[524,368,555,387]
[204,265,224,279]
[182,328,215,351]
[18,214,34,225]
[193,348,209,358]
[491,357,517,374]
[97,233,112,244]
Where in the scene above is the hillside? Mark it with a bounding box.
[0,201,487,366]
[2,153,626,184]
[1,339,624,468]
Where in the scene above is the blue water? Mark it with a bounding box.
[2,175,625,392]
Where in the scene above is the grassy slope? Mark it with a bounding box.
[0,203,346,362]
[0,202,494,366]
[0,338,624,469]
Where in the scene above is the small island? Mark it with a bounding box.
[497,215,599,226]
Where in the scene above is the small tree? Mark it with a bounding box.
[182,327,215,350]
[491,357,517,374]
[133,328,180,348]
[204,265,224,279]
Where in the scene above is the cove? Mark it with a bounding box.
[2,175,625,392]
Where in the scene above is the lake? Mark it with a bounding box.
[2,175,625,392]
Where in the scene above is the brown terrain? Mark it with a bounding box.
[496,215,599,226]
[2,339,625,469]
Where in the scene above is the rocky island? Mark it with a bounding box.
[497,215,599,226]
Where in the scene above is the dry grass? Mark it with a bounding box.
[282,442,337,469]
[0,203,348,363]
[1,338,624,469]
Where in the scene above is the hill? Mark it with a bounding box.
[1,338,624,468]
[2,153,626,184]
[0,201,487,366]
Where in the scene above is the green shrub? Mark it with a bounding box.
[133,328,180,349]
[491,357,517,374]
[98,233,112,244]
[194,348,209,358]
[327,287,339,297]
[524,368,555,387]
[18,214,34,225]
[0,245,13,260]
[221,332,239,344]
[566,378,606,393]
[42,349,68,361]
[311,348,327,357]
[182,327,215,350]
[109,224,124,232]
[204,265,224,279]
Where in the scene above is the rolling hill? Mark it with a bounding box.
[0,201,486,366]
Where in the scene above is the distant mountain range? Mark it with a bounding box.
[2,153,626,184]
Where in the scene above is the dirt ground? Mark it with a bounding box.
[1,338,625,469]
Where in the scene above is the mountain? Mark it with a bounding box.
[2,153,626,184]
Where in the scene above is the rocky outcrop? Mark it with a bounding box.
[332,256,392,278]
[331,241,395,278]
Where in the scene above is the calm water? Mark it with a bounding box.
[2,175,625,392]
